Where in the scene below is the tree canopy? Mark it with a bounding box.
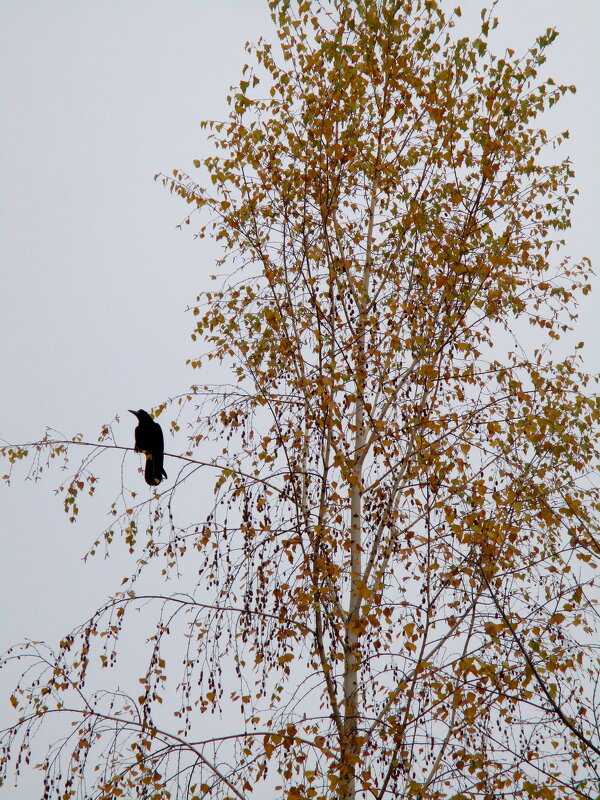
[2,1,599,799]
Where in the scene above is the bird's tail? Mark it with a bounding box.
[144,453,167,486]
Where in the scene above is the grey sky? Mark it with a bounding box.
[1,1,598,796]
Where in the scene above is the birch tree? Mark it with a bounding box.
[2,1,600,799]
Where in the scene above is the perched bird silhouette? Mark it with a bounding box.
[129,409,167,486]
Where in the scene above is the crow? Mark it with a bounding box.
[129,409,167,486]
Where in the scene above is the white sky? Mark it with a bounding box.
[0,1,598,797]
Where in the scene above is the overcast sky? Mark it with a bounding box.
[1,1,598,796]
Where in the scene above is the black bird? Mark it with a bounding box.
[129,409,167,486]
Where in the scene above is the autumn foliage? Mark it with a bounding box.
[2,1,600,799]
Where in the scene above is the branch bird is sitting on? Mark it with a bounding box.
[129,409,167,486]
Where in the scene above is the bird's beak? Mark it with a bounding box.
[128,410,138,418]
